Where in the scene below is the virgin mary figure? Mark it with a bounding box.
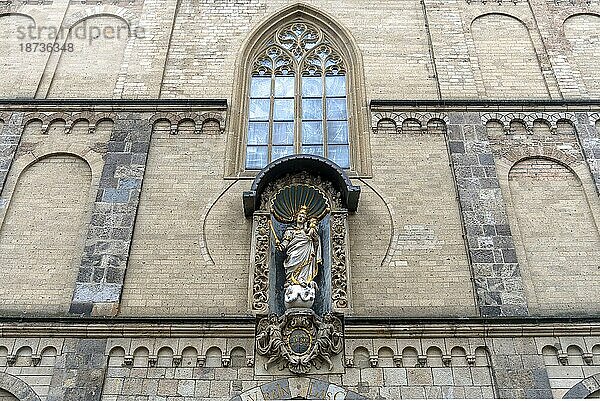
[275,205,322,288]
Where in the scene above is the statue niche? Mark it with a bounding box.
[269,184,331,314]
[243,155,360,375]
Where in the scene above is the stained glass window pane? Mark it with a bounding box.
[326,98,347,120]
[326,75,346,97]
[302,122,323,145]
[272,146,294,161]
[246,146,268,169]
[273,99,294,121]
[302,77,323,97]
[248,122,269,145]
[250,77,271,98]
[273,122,294,145]
[275,76,295,98]
[249,99,270,121]
[328,145,350,168]
[302,145,324,157]
[302,99,323,120]
[327,121,348,144]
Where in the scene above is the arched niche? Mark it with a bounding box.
[0,373,41,401]
[470,13,548,99]
[244,154,360,315]
[564,373,600,399]
[48,14,130,98]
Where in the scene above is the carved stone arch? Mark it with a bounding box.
[0,12,34,24]
[564,373,600,398]
[0,111,10,124]
[371,111,402,133]
[198,111,226,134]
[150,112,179,135]
[481,112,509,129]
[232,378,365,400]
[547,112,576,131]
[505,112,534,128]
[589,112,600,126]
[469,11,535,32]
[23,112,51,133]
[504,150,580,170]
[64,7,138,31]
[422,112,449,124]
[227,3,371,177]
[0,372,41,401]
[562,12,600,33]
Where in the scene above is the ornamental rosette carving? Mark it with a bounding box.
[252,214,270,312]
[331,212,348,309]
[256,310,343,374]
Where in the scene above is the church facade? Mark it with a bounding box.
[0,1,599,400]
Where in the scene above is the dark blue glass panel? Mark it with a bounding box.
[327,121,348,144]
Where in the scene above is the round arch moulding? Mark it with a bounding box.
[242,154,361,218]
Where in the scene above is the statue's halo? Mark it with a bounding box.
[271,184,330,223]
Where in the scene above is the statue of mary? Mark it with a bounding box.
[275,205,322,308]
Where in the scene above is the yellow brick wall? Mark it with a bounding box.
[0,15,49,98]
[563,14,600,98]
[120,126,251,316]
[0,155,91,314]
[47,15,129,98]
[350,130,476,316]
[470,14,548,99]
[508,158,600,315]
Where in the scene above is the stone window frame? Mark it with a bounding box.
[225,4,371,178]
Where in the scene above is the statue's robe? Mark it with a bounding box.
[282,226,322,285]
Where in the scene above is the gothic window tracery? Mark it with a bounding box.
[246,21,350,170]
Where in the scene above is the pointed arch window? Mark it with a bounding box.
[245,21,350,170]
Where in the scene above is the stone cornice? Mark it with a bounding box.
[0,316,599,338]
[370,99,600,112]
[0,98,228,112]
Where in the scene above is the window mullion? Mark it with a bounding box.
[295,71,301,155]
[322,73,328,159]
[267,73,275,163]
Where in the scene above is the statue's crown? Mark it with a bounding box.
[298,205,309,215]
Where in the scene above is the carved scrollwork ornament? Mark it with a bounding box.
[330,212,349,309]
[252,214,270,312]
[256,310,343,374]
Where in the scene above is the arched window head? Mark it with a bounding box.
[245,20,350,170]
